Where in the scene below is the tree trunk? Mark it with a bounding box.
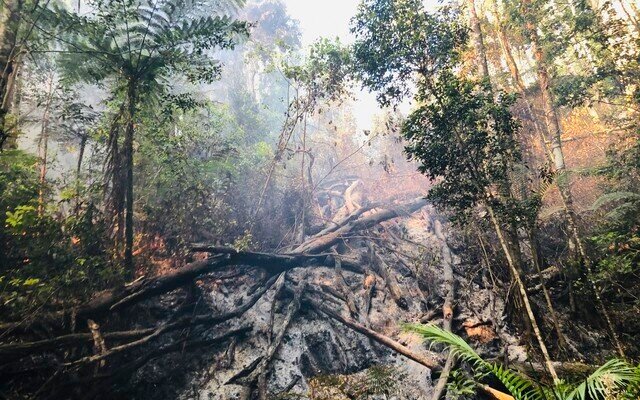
[77,136,87,179]
[528,228,569,351]
[37,75,55,215]
[124,80,136,274]
[468,0,490,79]
[430,219,455,400]
[486,204,559,382]
[0,0,22,150]
[522,0,626,358]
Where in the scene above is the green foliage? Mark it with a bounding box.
[590,130,640,281]
[351,0,467,105]
[0,150,120,317]
[52,0,249,90]
[405,323,640,400]
[352,0,534,226]
[135,103,249,250]
[447,370,478,399]
[284,37,353,103]
[403,73,525,223]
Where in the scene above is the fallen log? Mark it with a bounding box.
[1,198,426,336]
[0,274,280,362]
[371,250,408,309]
[306,295,516,400]
[75,324,254,399]
[291,197,428,254]
[257,282,304,400]
[305,295,442,370]
[308,202,379,239]
[333,257,359,318]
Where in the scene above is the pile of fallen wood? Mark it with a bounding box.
[2,191,464,398]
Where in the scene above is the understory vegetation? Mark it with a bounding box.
[0,0,639,398]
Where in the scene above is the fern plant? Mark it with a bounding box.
[40,0,249,271]
[405,323,640,400]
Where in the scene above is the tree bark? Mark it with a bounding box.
[124,79,136,275]
[521,0,626,358]
[0,0,22,150]
[467,0,490,79]
[486,204,559,382]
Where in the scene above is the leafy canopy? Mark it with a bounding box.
[351,0,467,105]
[52,0,249,99]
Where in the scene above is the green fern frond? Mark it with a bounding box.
[591,191,640,210]
[566,359,640,400]
[404,323,484,367]
[405,324,545,400]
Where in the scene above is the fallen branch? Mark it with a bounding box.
[257,282,304,400]
[305,295,442,370]
[371,250,408,309]
[2,275,280,367]
[291,197,428,254]
[3,198,427,336]
[334,257,359,318]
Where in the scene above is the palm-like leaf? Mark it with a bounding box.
[405,324,640,400]
[566,359,640,400]
[591,191,640,210]
[405,324,545,400]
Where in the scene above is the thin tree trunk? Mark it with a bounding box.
[522,0,625,358]
[492,1,583,355]
[470,0,534,343]
[528,228,569,351]
[0,0,22,150]
[77,136,87,179]
[74,136,87,211]
[491,0,553,157]
[486,204,559,382]
[468,0,490,79]
[37,75,55,215]
[430,219,455,400]
[124,80,136,274]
